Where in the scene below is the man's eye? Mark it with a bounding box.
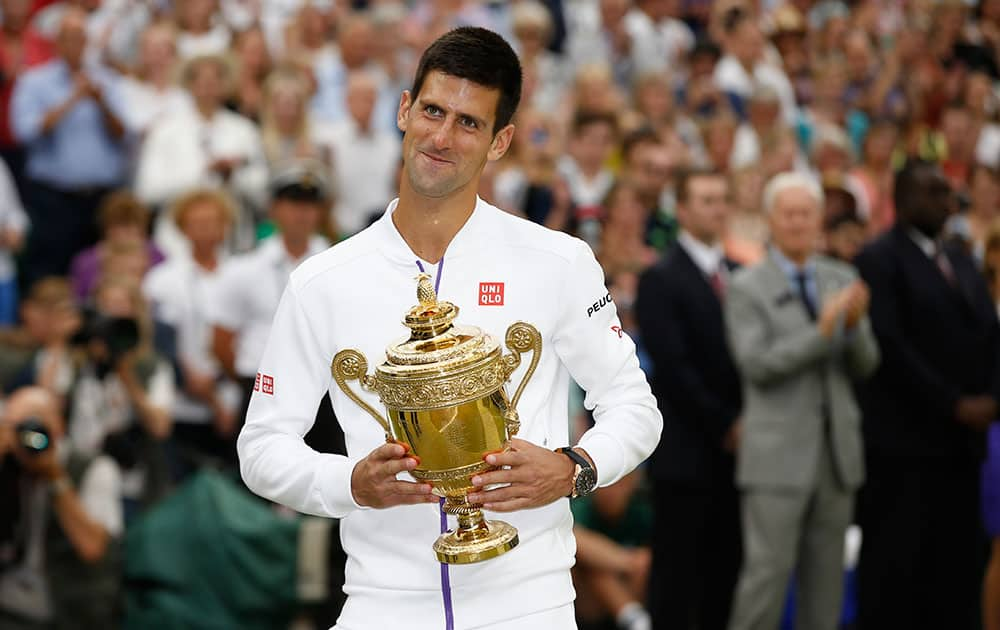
[425,105,442,116]
[460,117,478,129]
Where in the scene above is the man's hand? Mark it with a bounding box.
[14,442,63,481]
[466,438,579,512]
[844,281,871,329]
[350,442,438,509]
[955,395,997,431]
[818,287,853,338]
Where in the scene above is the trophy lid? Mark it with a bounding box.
[381,274,500,372]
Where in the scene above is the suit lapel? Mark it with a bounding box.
[675,244,721,306]
[894,228,976,315]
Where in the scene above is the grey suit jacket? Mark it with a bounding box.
[724,253,880,491]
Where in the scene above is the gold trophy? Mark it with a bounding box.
[330,274,542,564]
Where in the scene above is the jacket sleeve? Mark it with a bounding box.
[237,282,366,518]
[845,316,880,380]
[855,247,960,420]
[724,276,834,387]
[551,241,662,487]
[635,267,737,444]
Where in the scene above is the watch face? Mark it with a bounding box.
[576,467,598,496]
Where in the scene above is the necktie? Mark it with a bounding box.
[795,271,818,321]
[935,247,956,286]
[709,268,726,299]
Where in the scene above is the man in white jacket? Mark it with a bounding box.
[237,27,662,630]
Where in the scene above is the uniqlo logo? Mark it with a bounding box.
[479,282,504,306]
[259,373,274,396]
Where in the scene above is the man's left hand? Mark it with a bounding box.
[467,438,579,512]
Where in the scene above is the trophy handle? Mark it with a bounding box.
[501,322,542,437]
[331,349,391,441]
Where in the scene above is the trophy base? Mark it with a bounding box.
[433,519,519,564]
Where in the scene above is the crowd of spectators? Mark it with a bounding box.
[0,0,997,629]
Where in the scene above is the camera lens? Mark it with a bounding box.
[15,419,50,455]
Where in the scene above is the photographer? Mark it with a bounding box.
[66,274,174,514]
[0,386,123,630]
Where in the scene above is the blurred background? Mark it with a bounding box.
[0,0,997,629]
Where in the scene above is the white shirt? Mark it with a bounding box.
[0,159,27,282]
[176,23,232,60]
[317,119,400,237]
[557,156,614,209]
[623,8,694,75]
[135,104,268,209]
[678,230,725,277]
[118,78,191,136]
[237,197,661,629]
[208,235,330,378]
[713,55,799,125]
[143,255,235,423]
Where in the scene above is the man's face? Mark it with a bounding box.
[397,71,513,199]
[181,200,228,250]
[570,121,615,173]
[904,167,952,237]
[768,186,823,261]
[272,198,323,240]
[189,61,225,108]
[678,175,730,244]
[626,142,671,208]
[733,21,763,64]
[56,12,88,67]
[347,80,377,130]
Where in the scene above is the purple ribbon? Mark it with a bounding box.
[415,258,453,630]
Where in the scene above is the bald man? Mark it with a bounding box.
[0,387,123,629]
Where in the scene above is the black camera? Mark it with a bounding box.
[14,418,50,455]
[72,309,141,366]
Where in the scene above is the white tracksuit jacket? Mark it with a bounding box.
[238,197,662,630]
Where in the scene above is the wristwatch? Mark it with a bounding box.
[557,447,597,498]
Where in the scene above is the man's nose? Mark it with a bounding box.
[431,120,453,151]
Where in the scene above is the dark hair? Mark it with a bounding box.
[622,127,661,163]
[722,5,752,34]
[571,110,618,136]
[675,167,726,204]
[98,190,150,235]
[411,27,522,135]
[893,159,937,210]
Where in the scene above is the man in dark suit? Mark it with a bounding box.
[636,167,743,630]
[855,160,1000,630]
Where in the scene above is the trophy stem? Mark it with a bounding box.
[433,497,519,564]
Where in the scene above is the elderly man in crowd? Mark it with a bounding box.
[10,6,128,289]
[724,172,879,630]
[855,160,1000,630]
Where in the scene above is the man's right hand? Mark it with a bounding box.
[955,396,997,431]
[818,287,853,338]
[350,442,438,509]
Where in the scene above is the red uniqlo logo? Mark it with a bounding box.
[261,374,274,396]
[479,282,504,306]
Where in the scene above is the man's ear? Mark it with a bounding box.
[487,123,516,162]
[397,90,412,133]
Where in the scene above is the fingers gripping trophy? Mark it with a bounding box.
[331,273,542,564]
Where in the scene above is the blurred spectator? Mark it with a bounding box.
[566,0,638,90]
[136,53,268,256]
[175,0,231,60]
[227,26,272,123]
[143,188,240,466]
[822,182,867,264]
[0,159,26,325]
[850,119,898,237]
[492,108,566,225]
[632,71,708,166]
[713,5,797,125]
[118,20,190,138]
[702,112,738,171]
[724,164,768,265]
[69,190,164,304]
[310,12,398,134]
[0,386,123,629]
[729,83,786,171]
[725,172,878,630]
[965,71,1000,169]
[947,163,1000,261]
[259,67,329,170]
[571,470,653,630]
[622,128,677,252]
[768,4,810,106]
[67,273,174,512]
[11,6,128,290]
[0,0,34,183]
[559,111,617,212]
[511,0,569,114]
[208,163,330,458]
[598,181,657,276]
[624,0,695,76]
[636,167,743,630]
[940,103,978,191]
[322,70,400,238]
[0,278,79,397]
[855,160,1000,630]
[283,3,337,80]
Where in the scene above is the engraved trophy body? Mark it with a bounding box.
[331,274,542,564]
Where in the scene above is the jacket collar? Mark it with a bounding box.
[375,196,494,267]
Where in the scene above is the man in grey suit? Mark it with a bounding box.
[725,172,880,630]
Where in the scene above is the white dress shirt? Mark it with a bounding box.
[678,230,726,277]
